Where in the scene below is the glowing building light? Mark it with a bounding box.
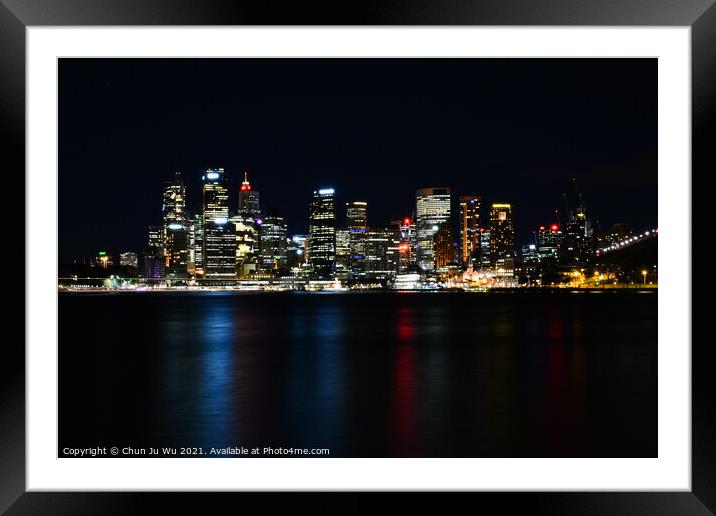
[168,223,183,230]
[213,217,228,225]
[206,172,220,180]
[318,188,335,195]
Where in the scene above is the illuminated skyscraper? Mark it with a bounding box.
[537,224,562,260]
[202,168,235,280]
[259,209,288,273]
[162,171,188,279]
[489,203,515,266]
[395,217,417,273]
[561,179,594,264]
[479,228,491,267]
[142,228,164,283]
[459,195,481,266]
[434,222,454,269]
[287,235,307,269]
[192,213,204,277]
[232,213,259,277]
[346,201,368,277]
[364,227,396,281]
[308,188,336,279]
[335,229,351,280]
[147,225,163,253]
[416,187,451,272]
[238,171,260,217]
[563,206,593,264]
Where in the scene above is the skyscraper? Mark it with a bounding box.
[433,222,454,269]
[479,228,491,267]
[346,201,367,277]
[395,216,417,273]
[238,171,260,217]
[202,168,235,279]
[364,227,396,281]
[259,208,288,273]
[459,195,481,266]
[335,229,351,280]
[537,224,562,261]
[142,227,164,283]
[233,214,259,277]
[162,171,188,279]
[192,213,204,277]
[147,225,163,253]
[308,188,336,279]
[489,203,515,266]
[416,187,451,272]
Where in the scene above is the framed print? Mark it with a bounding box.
[2,0,710,513]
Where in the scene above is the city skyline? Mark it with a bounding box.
[60,163,657,291]
[59,58,656,261]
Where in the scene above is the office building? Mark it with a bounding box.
[119,251,138,269]
[335,228,351,280]
[489,203,514,266]
[537,224,562,260]
[259,208,288,273]
[346,201,368,277]
[238,171,260,217]
[434,222,454,269]
[416,187,451,272]
[459,195,481,266]
[233,213,260,277]
[202,168,235,279]
[308,188,336,279]
[364,227,396,281]
[162,171,188,279]
[147,225,163,254]
[479,228,491,267]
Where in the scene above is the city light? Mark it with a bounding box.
[65,172,655,293]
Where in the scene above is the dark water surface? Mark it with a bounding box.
[59,291,657,457]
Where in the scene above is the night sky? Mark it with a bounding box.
[59,58,656,261]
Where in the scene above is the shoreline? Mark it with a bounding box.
[58,286,658,294]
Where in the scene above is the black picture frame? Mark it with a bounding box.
[2,0,708,513]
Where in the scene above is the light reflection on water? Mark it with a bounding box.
[59,291,657,457]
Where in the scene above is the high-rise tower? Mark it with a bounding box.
[238,171,260,217]
[415,187,451,272]
[308,188,336,279]
[346,201,368,277]
[459,195,481,266]
[162,171,188,279]
[202,168,235,279]
[489,203,515,266]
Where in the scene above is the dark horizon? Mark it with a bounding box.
[59,58,657,262]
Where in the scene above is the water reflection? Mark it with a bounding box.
[197,302,235,448]
[390,307,416,456]
[59,291,658,458]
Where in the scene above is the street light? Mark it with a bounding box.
[642,270,647,286]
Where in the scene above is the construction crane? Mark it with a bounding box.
[572,177,585,210]
[562,193,571,222]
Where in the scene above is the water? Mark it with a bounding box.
[59,290,657,457]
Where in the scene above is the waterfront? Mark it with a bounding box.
[59,290,657,458]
